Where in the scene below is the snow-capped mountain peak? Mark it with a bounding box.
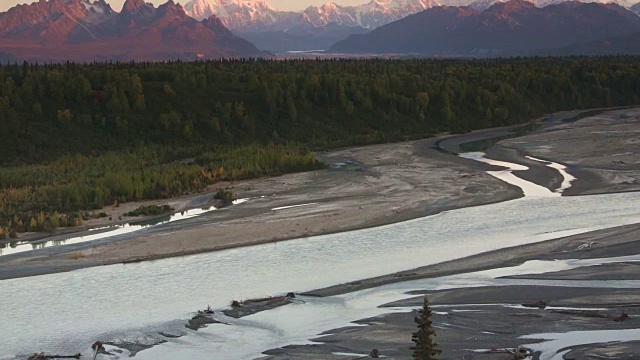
[321,1,338,10]
[184,0,279,21]
[82,0,112,14]
[183,0,640,33]
[183,0,440,30]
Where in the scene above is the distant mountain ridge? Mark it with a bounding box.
[328,0,640,56]
[0,0,263,62]
[181,0,640,53]
[182,0,441,52]
[237,24,369,53]
[184,0,438,31]
[3,0,640,58]
[183,0,639,32]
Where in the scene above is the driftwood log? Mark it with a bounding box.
[482,346,530,358]
[614,311,629,322]
[27,353,81,360]
[521,300,548,309]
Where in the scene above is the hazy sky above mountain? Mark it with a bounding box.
[0,0,368,12]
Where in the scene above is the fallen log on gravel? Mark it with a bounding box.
[28,353,81,360]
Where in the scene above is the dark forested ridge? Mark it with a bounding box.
[1,57,640,238]
[329,1,640,56]
[3,57,640,163]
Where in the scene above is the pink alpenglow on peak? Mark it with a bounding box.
[183,0,439,30]
[0,0,264,62]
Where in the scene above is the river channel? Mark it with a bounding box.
[0,150,639,359]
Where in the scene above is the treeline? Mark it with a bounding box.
[0,144,322,237]
[1,57,639,163]
[1,57,640,237]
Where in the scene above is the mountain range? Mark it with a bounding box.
[183,0,638,29]
[2,0,640,61]
[181,0,640,52]
[184,0,439,30]
[182,0,443,51]
[329,0,640,56]
[0,0,262,62]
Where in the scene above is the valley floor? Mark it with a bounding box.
[259,107,640,359]
[261,223,640,359]
[1,107,639,280]
[2,106,640,359]
[0,124,521,279]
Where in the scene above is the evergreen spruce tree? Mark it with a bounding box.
[411,295,441,360]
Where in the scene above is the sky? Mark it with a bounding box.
[0,0,369,12]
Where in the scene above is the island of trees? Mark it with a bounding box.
[1,57,639,238]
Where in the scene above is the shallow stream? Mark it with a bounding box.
[0,152,638,359]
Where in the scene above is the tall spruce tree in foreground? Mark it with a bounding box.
[411,295,441,359]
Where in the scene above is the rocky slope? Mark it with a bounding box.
[0,0,263,62]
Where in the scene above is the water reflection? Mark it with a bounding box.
[459,152,559,197]
[0,206,217,257]
[526,155,577,194]
[0,199,251,257]
[0,242,17,250]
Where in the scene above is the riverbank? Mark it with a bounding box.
[495,106,640,196]
[3,106,640,360]
[0,131,522,280]
[1,106,638,281]
[262,218,640,359]
[257,106,640,359]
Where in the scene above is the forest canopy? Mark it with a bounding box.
[1,57,640,237]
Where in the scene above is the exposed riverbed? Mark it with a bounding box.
[2,108,640,359]
[1,150,639,359]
